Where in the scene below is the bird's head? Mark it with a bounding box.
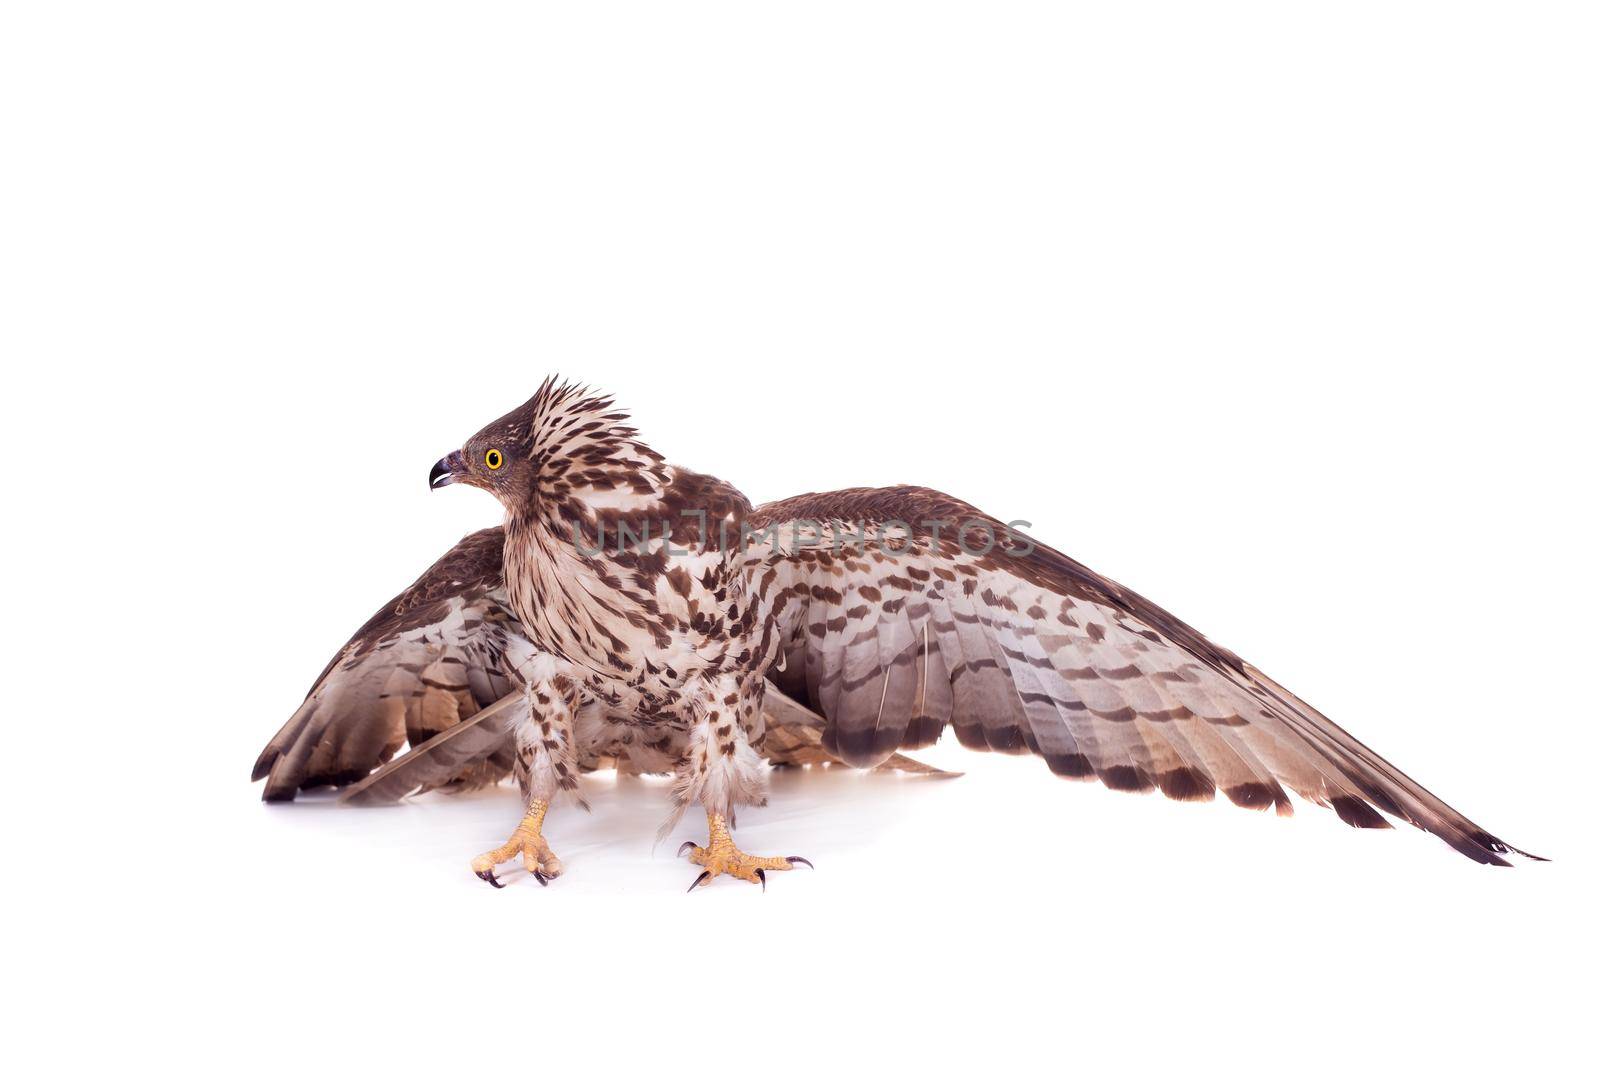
[429,378,663,512]
[428,401,540,509]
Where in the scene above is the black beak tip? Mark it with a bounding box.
[429,456,456,491]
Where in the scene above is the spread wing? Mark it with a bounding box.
[748,486,1541,865]
[252,528,528,800]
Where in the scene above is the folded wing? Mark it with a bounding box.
[251,529,528,800]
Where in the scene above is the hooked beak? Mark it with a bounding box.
[429,450,464,491]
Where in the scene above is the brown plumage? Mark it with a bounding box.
[751,486,1538,865]
[253,527,946,806]
[253,529,522,801]
[256,378,1541,883]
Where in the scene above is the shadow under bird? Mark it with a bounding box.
[254,378,1543,888]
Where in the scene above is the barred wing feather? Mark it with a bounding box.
[749,486,1540,866]
[252,529,527,800]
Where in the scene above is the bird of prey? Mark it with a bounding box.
[255,378,1540,888]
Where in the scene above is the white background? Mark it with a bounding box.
[3,3,1596,1064]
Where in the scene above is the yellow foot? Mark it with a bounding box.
[678,813,813,892]
[471,800,562,888]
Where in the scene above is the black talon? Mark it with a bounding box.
[756,868,766,892]
[786,856,813,870]
[533,870,549,887]
[475,869,505,889]
[686,870,712,893]
[677,841,698,859]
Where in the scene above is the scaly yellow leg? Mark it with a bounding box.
[471,799,562,888]
[678,813,813,891]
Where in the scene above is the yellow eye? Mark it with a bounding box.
[484,448,503,471]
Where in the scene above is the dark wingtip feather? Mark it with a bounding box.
[1098,765,1154,793]
[1458,841,1515,867]
[1469,830,1549,863]
[1224,782,1278,812]
[902,716,946,749]
[982,723,1031,754]
[828,726,899,769]
[299,769,368,790]
[1156,767,1216,802]
[1329,795,1392,830]
[1045,752,1096,779]
[256,750,299,801]
[951,721,990,751]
